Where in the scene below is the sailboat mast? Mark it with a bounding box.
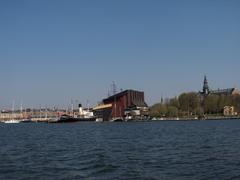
[20,101,23,119]
[12,100,15,119]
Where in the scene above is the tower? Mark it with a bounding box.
[203,75,209,95]
[160,96,163,104]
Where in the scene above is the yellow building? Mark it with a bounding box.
[223,106,237,116]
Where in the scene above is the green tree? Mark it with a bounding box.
[166,106,178,117]
[178,93,189,112]
[168,97,180,109]
[217,94,232,112]
[149,103,167,117]
[204,95,219,114]
[232,94,240,113]
[178,92,201,116]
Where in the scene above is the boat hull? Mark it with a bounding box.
[49,116,96,123]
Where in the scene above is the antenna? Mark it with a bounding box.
[12,100,15,113]
[75,100,78,109]
[71,99,74,116]
[86,99,89,110]
[112,81,117,95]
[20,101,23,113]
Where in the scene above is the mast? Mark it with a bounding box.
[71,99,74,116]
[20,101,23,113]
[40,105,42,119]
[112,81,117,118]
[12,100,15,119]
[45,107,47,119]
[20,101,23,119]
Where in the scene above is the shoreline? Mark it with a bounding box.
[150,116,240,121]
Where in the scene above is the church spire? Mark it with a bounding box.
[203,75,209,95]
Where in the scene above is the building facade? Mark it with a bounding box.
[200,76,240,96]
[223,106,237,116]
[93,89,148,121]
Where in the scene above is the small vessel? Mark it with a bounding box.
[110,117,124,122]
[20,119,32,123]
[4,119,20,123]
[4,101,20,123]
[49,104,96,123]
[96,118,103,122]
[49,114,75,123]
[49,114,96,123]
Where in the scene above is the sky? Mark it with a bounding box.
[0,0,240,109]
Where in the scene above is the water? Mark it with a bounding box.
[1,120,240,180]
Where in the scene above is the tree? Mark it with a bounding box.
[168,97,179,109]
[178,93,189,112]
[217,94,232,112]
[203,95,219,114]
[232,94,240,113]
[178,92,201,116]
[166,106,178,117]
[149,103,167,117]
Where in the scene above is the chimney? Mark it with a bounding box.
[79,104,83,115]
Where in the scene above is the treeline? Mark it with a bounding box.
[150,92,240,118]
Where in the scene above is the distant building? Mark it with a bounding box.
[93,103,112,121]
[93,89,148,121]
[210,88,240,96]
[0,111,24,120]
[200,76,240,96]
[223,106,237,116]
[202,75,210,95]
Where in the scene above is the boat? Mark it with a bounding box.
[49,104,96,123]
[20,119,32,123]
[75,117,96,121]
[96,118,103,122]
[110,117,124,122]
[49,114,96,123]
[4,119,20,123]
[49,115,76,123]
[4,101,20,123]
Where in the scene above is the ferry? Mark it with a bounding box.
[49,114,96,123]
[49,104,96,123]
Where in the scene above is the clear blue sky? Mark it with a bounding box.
[0,0,239,109]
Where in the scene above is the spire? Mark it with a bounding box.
[203,75,209,95]
[160,95,163,104]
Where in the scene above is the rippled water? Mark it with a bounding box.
[1,120,240,180]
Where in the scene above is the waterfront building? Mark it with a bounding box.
[200,76,240,96]
[223,106,237,116]
[93,104,112,121]
[93,89,148,121]
[0,111,23,120]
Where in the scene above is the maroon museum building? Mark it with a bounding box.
[93,89,149,121]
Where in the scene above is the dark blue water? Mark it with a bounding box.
[1,120,240,180]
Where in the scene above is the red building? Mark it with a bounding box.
[102,89,148,119]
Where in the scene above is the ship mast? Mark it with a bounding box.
[112,81,117,118]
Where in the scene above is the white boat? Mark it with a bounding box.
[4,101,20,123]
[110,117,124,122]
[96,118,103,122]
[4,119,20,123]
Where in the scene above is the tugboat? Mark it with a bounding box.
[49,104,96,123]
[74,104,96,121]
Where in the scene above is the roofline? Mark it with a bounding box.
[103,89,144,101]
